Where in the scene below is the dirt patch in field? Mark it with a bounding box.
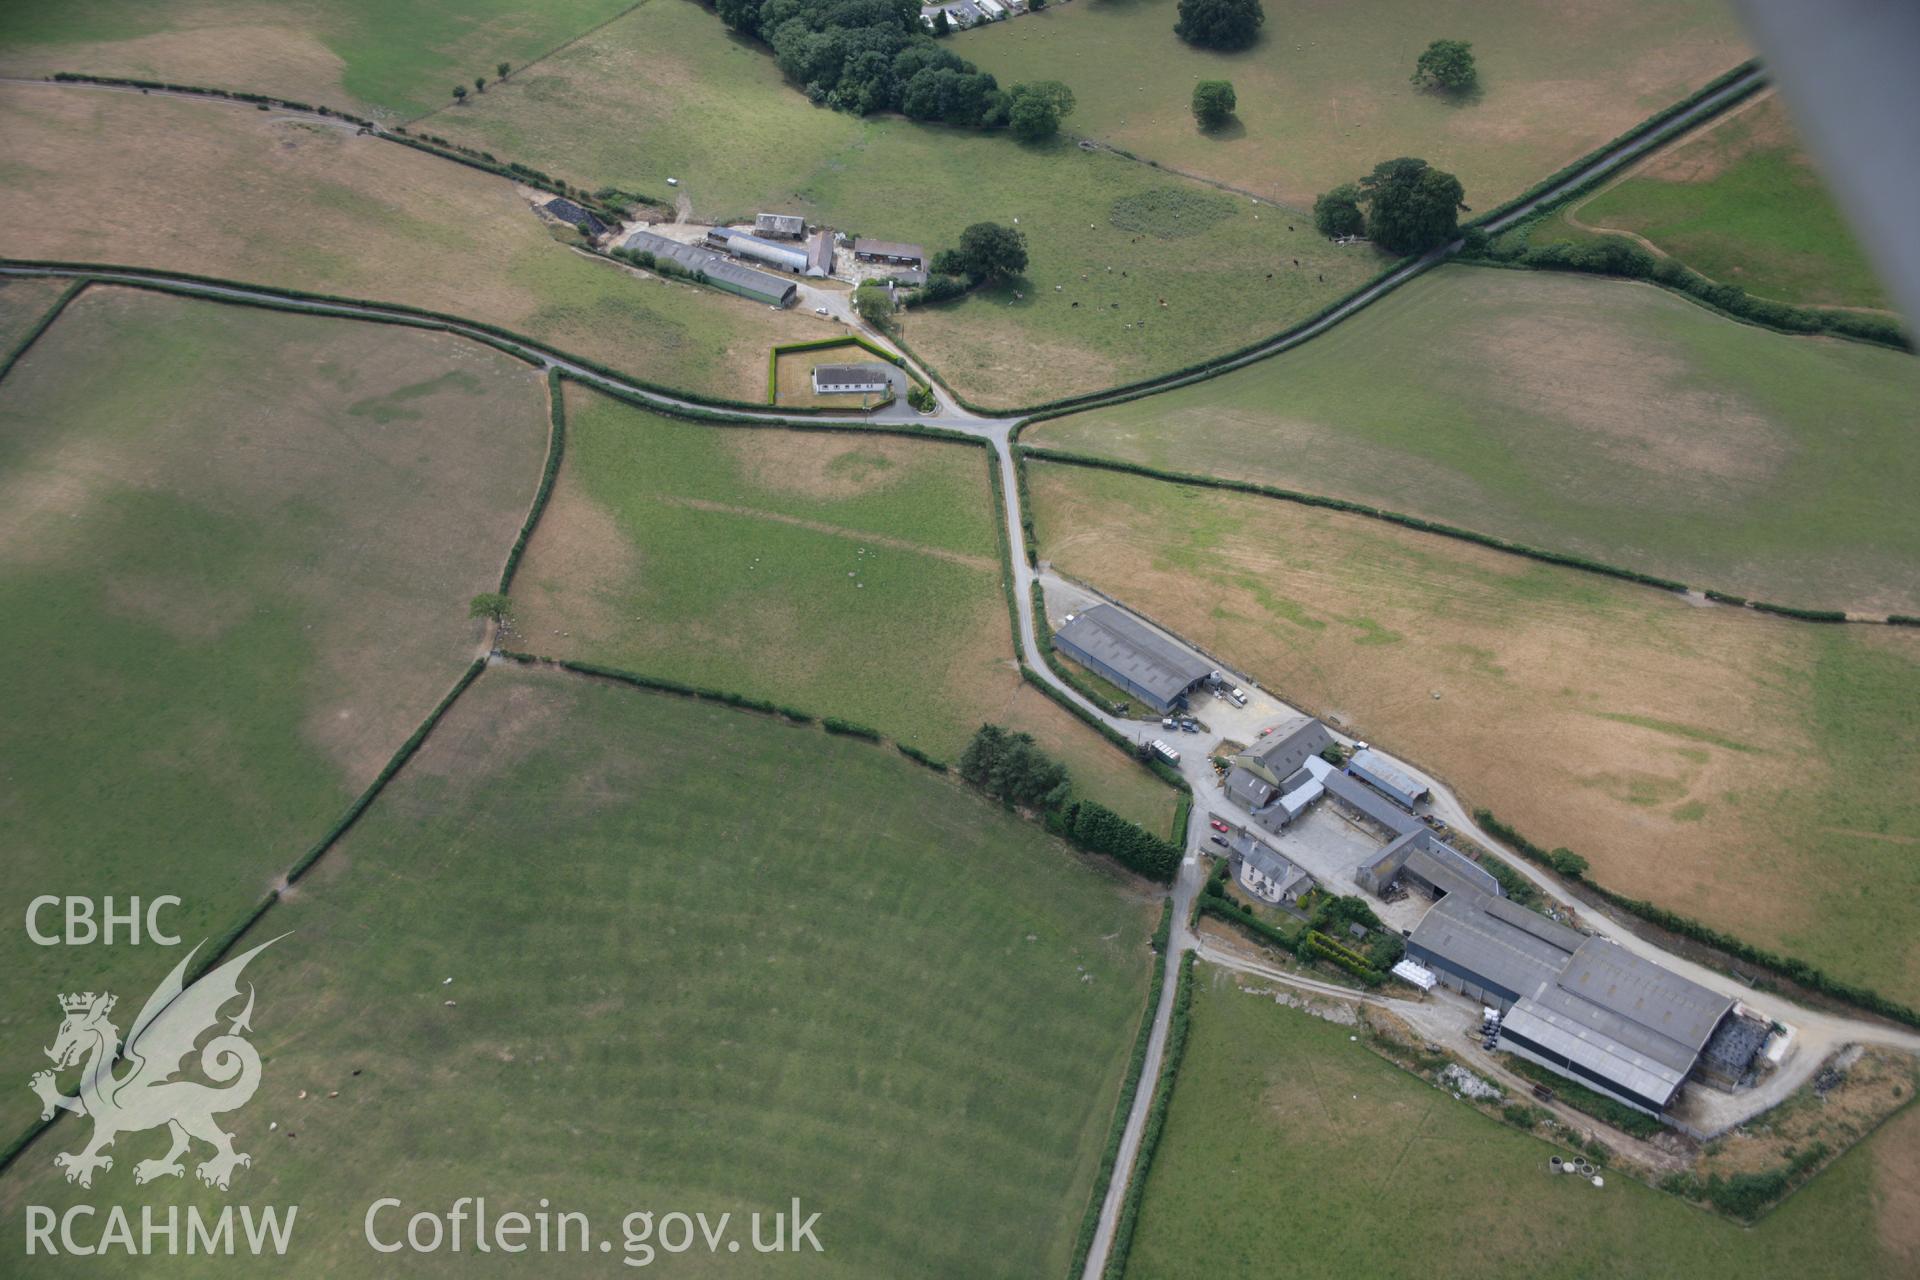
[1702,1048,1917,1179]
[510,472,639,645]
[1639,92,1796,185]
[1872,1102,1920,1267]
[726,431,924,502]
[1471,310,1784,491]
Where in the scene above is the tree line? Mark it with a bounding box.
[959,725,1182,881]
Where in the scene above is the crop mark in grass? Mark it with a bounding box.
[346,368,485,422]
[654,496,1000,572]
[1335,614,1403,646]
[1107,187,1240,240]
[1673,801,1709,823]
[1595,711,1763,754]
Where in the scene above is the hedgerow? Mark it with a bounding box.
[823,717,881,740]
[0,279,86,384]
[499,368,567,592]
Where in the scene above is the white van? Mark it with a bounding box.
[1228,687,1248,707]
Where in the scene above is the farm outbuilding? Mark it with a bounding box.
[620,230,797,308]
[1051,604,1214,714]
[853,238,927,269]
[1230,715,1334,788]
[755,212,807,239]
[805,230,835,278]
[1348,748,1429,809]
[1406,890,1739,1116]
[706,227,811,274]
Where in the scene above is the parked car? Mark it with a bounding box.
[1228,687,1249,707]
[1161,717,1176,729]
[1209,835,1227,847]
[1209,819,1230,834]
[1179,718,1199,732]
[814,306,830,316]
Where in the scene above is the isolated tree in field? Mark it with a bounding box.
[1191,79,1236,129]
[451,84,467,103]
[474,76,487,93]
[1174,0,1263,52]
[469,592,512,623]
[1357,156,1465,254]
[1312,181,1365,238]
[497,61,511,80]
[954,221,1029,281]
[1411,39,1477,95]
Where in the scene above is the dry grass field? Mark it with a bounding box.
[0,0,638,118]
[1028,462,1920,1005]
[412,0,1385,408]
[511,384,1178,829]
[963,0,1749,209]
[0,83,823,401]
[1026,267,1920,615]
[0,286,549,1141]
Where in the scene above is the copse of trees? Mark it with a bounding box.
[1312,157,1465,254]
[1174,0,1264,52]
[1412,39,1477,95]
[1191,79,1236,129]
[713,0,1009,127]
[932,221,1030,283]
[958,726,1182,881]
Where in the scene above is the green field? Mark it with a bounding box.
[1123,965,1920,1279]
[1027,266,1920,614]
[0,83,824,403]
[1561,92,1892,310]
[0,664,1160,1276]
[512,385,1176,828]
[961,0,1748,209]
[416,0,1384,407]
[1028,461,1920,1005]
[0,0,638,118]
[0,287,549,1141]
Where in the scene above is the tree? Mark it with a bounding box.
[474,76,486,93]
[1008,93,1059,142]
[1411,39,1477,95]
[933,8,951,35]
[1174,0,1263,52]
[1357,156,1465,254]
[853,280,893,324]
[497,61,511,80]
[1191,79,1236,129]
[954,221,1028,280]
[469,592,512,623]
[1006,81,1073,143]
[451,85,468,103]
[1312,181,1365,238]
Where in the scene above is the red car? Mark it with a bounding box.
[1209,819,1230,834]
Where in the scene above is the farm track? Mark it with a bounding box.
[9,56,1908,1278]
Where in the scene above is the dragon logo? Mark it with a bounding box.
[29,937,282,1192]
